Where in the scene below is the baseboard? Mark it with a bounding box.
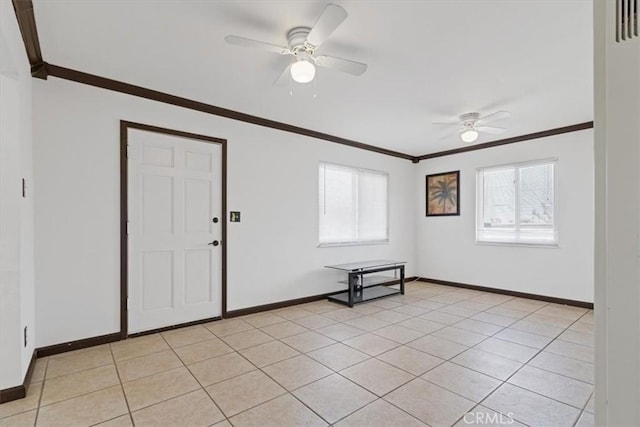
[225,276,419,318]
[417,277,594,309]
[36,332,122,358]
[0,350,37,404]
[128,316,223,338]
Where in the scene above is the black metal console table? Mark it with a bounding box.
[325,260,406,307]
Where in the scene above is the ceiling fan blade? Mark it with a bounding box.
[273,64,292,86]
[476,110,510,125]
[306,4,348,47]
[315,55,367,76]
[476,126,507,134]
[225,35,290,55]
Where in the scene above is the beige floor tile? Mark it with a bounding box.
[116,349,182,382]
[260,321,308,339]
[372,325,425,344]
[206,370,285,417]
[546,339,594,363]
[508,365,593,409]
[263,354,333,390]
[422,362,501,402]
[471,312,517,327]
[37,386,127,427]
[493,328,553,349]
[537,304,587,320]
[350,304,383,316]
[369,310,412,324]
[500,298,548,312]
[559,330,594,347]
[281,331,336,353]
[229,393,327,427]
[451,349,522,380]
[243,312,286,328]
[293,374,376,424]
[392,304,431,317]
[334,399,425,427]
[399,318,447,334]
[420,311,465,326]
[294,314,337,330]
[316,323,366,341]
[585,393,594,413]
[528,351,594,384]
[438,305,480,318]
[474,337,538,363]
[122,366,200,411]
[432,326,487,347]
[377,346,444,375]
[569,321,594,334]
[341,358,414,396]
[455,300,495,311]
[510,318,564,338]
[239,340,299,367]
[321,308,363,322]
[132,389,224,426]
[454,319,504,336]
[221,329,273,351]
[385,378,475,426]
[304,301,343,314]
[308,343,370,371]
[45,346,113,379]
[188,352,255,386]
[484,383,581,426]
[47,344,110,360]
[110,334,169,361]
[0,409,36,427]
[525,313,574,329]
[161,325,215,348]
[274,307,314,321]
[576,411,595,427]
[173,337,233,365]
[95,415,133,426]
[453,406,525,427]
[204,319,253,337]
[40,364,120,406]
[212,421,232,427]
[30,358,48,384]
[485,306,529,320]
[343,333,399,356]
[407,335,468,360]
[344,315,390,332]
[0,382,42,418]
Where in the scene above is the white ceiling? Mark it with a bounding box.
[33,0,593,156]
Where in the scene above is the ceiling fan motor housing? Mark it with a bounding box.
[287,27,313,51]
[460,112,480,127]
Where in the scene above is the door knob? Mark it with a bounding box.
[208,240,220,247]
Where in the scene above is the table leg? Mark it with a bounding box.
[400,265,405,295]
[348,272,356,307]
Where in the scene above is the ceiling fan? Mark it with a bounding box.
[433,111,511,143]
[224,4,368,85]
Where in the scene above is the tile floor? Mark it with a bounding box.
[0,281,595,427]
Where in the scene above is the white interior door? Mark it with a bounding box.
[127,128,222,333]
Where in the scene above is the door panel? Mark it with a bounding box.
[128,129,222,333]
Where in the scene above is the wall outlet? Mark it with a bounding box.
[24,326,27,347]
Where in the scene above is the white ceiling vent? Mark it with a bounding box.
[617,0,639,42]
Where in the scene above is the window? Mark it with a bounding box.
[477,159,557,245]
[319,162,388,246]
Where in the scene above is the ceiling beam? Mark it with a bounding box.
[12,0,47,79]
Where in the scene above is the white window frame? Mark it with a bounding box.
[476,158,558,247]
[318,162,389,247]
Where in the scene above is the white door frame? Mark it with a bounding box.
[120,120,227,338]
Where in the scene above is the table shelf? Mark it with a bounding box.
[328,286,401,305]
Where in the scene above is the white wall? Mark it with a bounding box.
[415,130,594,303]
[32,77,417,347]
[594,1,640,424]
[0,0,36,390]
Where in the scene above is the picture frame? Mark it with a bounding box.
[426,170,460,216]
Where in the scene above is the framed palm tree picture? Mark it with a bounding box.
[426,171,460,216]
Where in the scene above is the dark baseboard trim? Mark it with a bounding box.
[417,277,594,309]
[414,121,594,161]
[128,316,223,338]
[36,332,121,358]
[225,276,419,318]
[0,350,37,404]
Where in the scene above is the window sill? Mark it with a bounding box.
[476,240,559,248]
[318,240,389,248]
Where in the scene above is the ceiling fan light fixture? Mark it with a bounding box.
[461,129,479,143]
[290,59,316,83]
